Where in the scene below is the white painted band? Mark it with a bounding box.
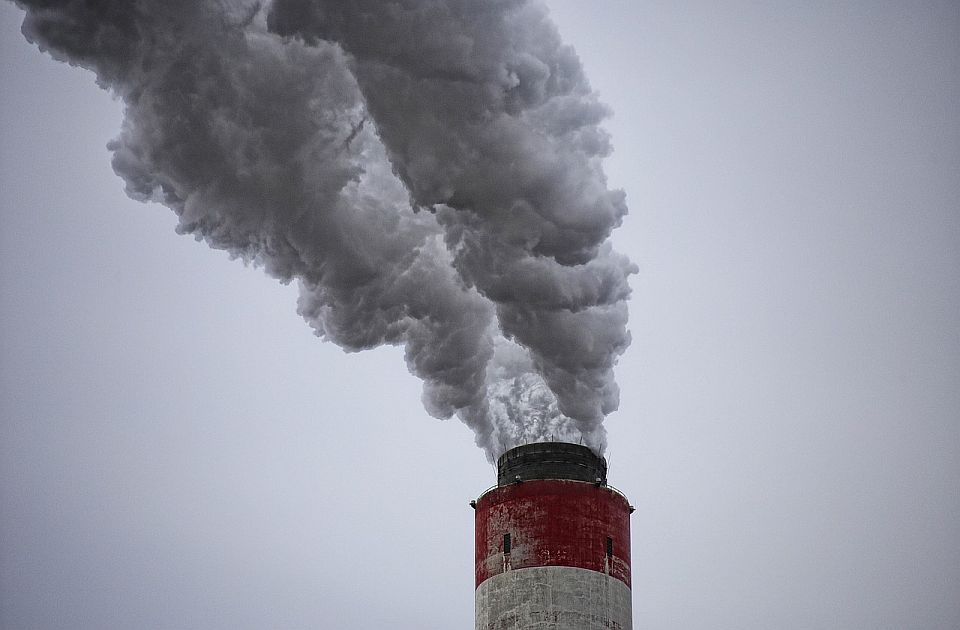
[475,565,632,630]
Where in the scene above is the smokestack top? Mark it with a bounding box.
[496,442,607,486]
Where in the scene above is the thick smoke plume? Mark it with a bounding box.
[13,0,635,459]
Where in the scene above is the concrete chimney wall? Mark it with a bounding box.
[474,443,633,629]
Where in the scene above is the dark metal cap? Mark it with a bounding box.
[497,442,607,486]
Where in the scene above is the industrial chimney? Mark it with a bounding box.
[473,442,633,629]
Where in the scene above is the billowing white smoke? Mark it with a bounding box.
[13,0,635,459]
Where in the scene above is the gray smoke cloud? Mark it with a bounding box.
[13,0,634,459]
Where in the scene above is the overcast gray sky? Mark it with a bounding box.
[2,1,958,629]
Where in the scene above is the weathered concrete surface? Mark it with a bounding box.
[497,443,607,486]
[475,566,632,630]
[475,479,631,587]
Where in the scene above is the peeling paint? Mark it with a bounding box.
[475,479,632,588]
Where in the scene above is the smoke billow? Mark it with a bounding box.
[13,0,635,459]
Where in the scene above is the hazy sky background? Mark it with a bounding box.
[2,1,958,629]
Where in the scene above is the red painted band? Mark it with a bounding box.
[475,479,632,588]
